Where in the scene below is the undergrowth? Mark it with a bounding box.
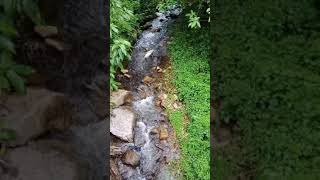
[168,19,210,179]
[0,0,38,94]
[213,0,320,178]
[110,0,159,90]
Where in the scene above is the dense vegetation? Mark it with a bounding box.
[158,0,209,28]
[110,0,158,90]
[168,20,210,179]
[110,0,138,90]
[110,0,211,178]
[213,0,320,178]
[110,0,210,91]
[0,1,39,94]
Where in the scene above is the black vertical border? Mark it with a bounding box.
[210,0,218,179]
[106,0,111,179]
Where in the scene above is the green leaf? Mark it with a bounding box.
[0,18,18,37]
[22,0,42,25]
[16,0,23,14]
[12,64,35,76]
[6,69,26,94]
[0,35,15,53]
[0,76,10,90]
[122,40,131,47]
[0,51,14,69]
[2,0,16,17]
[0,128,16,142]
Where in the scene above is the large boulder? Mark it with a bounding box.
[1,88,72,146]
[110,107,136,142]
[1,140,88,180]
[110,89,131,108]
[122,150,140,167]
[70,120,108,180]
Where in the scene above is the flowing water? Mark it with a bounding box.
[117,7,182,180]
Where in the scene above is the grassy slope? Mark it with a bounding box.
[213,0,320,178]
[168,20,210,179]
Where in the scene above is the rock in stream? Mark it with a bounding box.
[113,7,182,180]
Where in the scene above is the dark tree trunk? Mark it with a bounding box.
[62,0,108,85]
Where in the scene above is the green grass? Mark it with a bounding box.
[168,20,210,180]
[213,0,320,178]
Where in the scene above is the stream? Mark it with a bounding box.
[116,6,182,180]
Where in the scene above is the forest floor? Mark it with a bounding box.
[166,19,210,179]
[111,14,210,179]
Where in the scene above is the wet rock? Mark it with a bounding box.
[150,128,159,135]
[134,122,147,147]
[161,112,168,117]
[156,66,163,73]
[124,74,131,79]
[110,143,134,157]
[169,8,182,18]
[34,25,58,37]
[159,127,169,140]
[142,21,152,30]
[121,69,129,74]
[158,93,168,100]
[173,102,182,109]
[110,89,131,108]
[157,93,168,107]
[144,50,154,58]
[156,12,163,17]
[2,88,72,146]
[85,73,108,119]
[155,98,162,107]
[117,161,144,180]
[45,38,65,51]
[110,107,136,142]
[122,150,140,167]
[110,159,121,180]
[2,140,88,180]
[150,28,161,33]
[111,146,123,157]
[143,76,154,84]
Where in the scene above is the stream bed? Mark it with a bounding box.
[114,7,182,180]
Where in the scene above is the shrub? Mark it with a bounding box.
[110,0,138,90]
[156,0,209,29]
[110,0,160,90]
[169,19,210,179]
[0,0,39,94]
[213,0,320,178]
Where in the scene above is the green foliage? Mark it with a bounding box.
[186,10,201,28]
[0,0,38,94]
[168,110,184,141]
[182,0,209,29]
[0,0,42,25]
[156,0,177,12]
[213,0,320,178]
[0,129,16,142]
[169,20,210,179]
[110,0,173,90]
[138,0,158,16]
[0,121,16,155]
[0,45,34,95]
[110,0,139,90]
[156,0,209,28]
